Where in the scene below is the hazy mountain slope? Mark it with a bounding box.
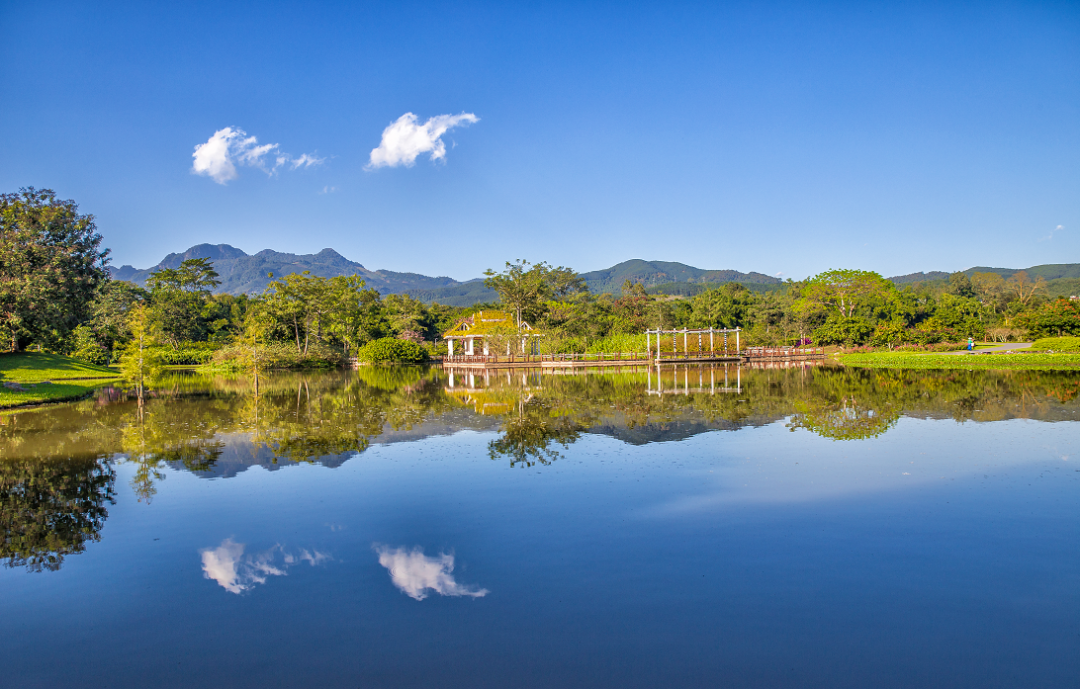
[962,264,1080,280]
[581,259,781,294]
[405,281,498,307]
[888,271,951,285]
[888,264,1080,287]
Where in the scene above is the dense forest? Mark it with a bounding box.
[3,189,1080,370]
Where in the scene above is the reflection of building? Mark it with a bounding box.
[442,310,543,357]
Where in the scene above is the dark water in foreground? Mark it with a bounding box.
[1,364,1078,688]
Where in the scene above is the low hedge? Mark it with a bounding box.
[154,343,219,365]
[1031,336,1080,352]
[210,342,347,370]
[356,338,428,364]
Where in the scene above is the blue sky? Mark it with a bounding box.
[1,0,1077,280]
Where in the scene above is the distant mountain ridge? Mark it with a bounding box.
[886,264,1080,285]
[110,243,460,296]
[579,259,781,294]
[109,244,1077,305]
[110,246,784,304]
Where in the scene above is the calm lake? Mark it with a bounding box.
[2,364,1078,688]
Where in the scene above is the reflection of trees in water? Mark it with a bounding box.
[786,398,901,440]
[1,366,1077,477]
[0,456,115,572]
[487,397,588,467]
[0,365,1077,569]
[121,400,231,502]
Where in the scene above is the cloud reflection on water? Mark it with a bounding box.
[374,544,489,601]
[200,538,330,594]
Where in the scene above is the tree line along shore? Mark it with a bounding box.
[2,188,1080,392]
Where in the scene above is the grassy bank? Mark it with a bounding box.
[0,352,119,408]
[838,352,1080,371]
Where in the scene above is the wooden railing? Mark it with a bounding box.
[439,348,824,365]
[443,352,655,364]
[743,347,824,358]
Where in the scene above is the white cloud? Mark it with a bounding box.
[191,127,324,184]
[368,112,479,169]
[319,185,338,195]
[374,544,489,601]
[1039,224,1064,242]
[200,538,331,594]
[290,153,324,169]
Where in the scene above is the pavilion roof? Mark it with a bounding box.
[442,310,540,338]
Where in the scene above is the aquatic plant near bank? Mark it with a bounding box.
[838,352,1080,370]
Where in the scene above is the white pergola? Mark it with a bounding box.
[645,327,740,358]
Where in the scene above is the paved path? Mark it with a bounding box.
[937,343,1033,356]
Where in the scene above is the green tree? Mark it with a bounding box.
[146,258,221,345]
[88,280,148,357]
[800,269,894,319]
[0,188,109,351]
[265,271,335,353]
[1006,270,1046,307]
[325,275,384,353]
[119,303,164,400]
[484,260,586,326]
[948,272,976,298]
[689,283,755,329]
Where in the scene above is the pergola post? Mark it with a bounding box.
[736,328,740,353]
[448,339,455,357]
[710,328,714,353]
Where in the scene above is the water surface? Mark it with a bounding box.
[2,364,1078,688]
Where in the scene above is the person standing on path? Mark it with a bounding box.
[968,337,974,351]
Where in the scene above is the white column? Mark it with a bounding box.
[736,328,740,353]
[483,339,489,356]
[448,339,454,357]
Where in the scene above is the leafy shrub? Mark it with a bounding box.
[153,343,219,365]
[69,325,110,365]
[356,337,428,364]
[211,342,347,370]
[893,342,968,352]
[1031,336,1080,352]
[585,333,647,354]
[907,327,962,345]
[1019,298,1080,338]
[813,317,873,347]
[537,334,587,355]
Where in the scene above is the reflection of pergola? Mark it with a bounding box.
[442,310,543,357]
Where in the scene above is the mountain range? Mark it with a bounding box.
[109,244,1078,306]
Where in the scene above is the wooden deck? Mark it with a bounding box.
[440,348,824,369]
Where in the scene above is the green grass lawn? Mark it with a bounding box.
[838,351,1080,371]
[0,352,119,408]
